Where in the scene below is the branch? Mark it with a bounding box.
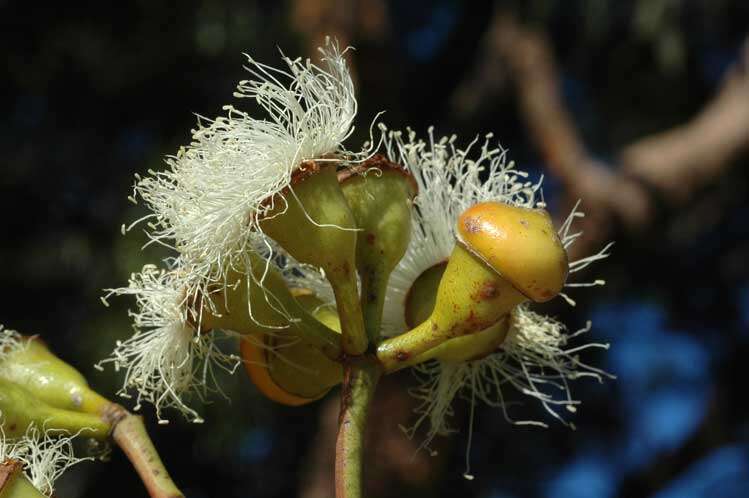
[103,405,184,498]
[486,14,749,259]
[335,359,381,498]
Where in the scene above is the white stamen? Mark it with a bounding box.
[130,38,366,304]
[407,307,614,453]
[365,127,613,474]
[0,426,91,497]
[380,125,542,337]
[0,326,25,361]
[98,264,240,423]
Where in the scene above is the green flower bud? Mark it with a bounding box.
[241,291,343,405]
[0,336,109,416]
[378,202,568,372]
[194,252,341,360]
[0,379,109,440]
[403,262,446,330]
[398,263,510,365]
[258,162,367,355]
[339,155,417,343]
[457,202,568,302]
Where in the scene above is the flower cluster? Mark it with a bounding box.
[290,125,613,455]
[98,264,240,423]
[104,36,612,446]
[103,39,363,422]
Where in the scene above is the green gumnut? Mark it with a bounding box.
[263,293,343,398]
[403,262,447,330]
[415,319,509,365]
[239,291,343,404]
[198,252,341,360]
[377,243,527,372]
[295,293,342,334]
[258,162,367,355]
[0,337,110,415]
[339,156,416,343]
[396,260,510,368]
[0,378,109,440]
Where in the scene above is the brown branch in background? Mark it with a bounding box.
[291,0,354,61]
[456,12,749,259]
[493,15,589,183]
[448,15,510,121]
[489,14,653,259]
[291,0,389,80]
[619,38,749,203]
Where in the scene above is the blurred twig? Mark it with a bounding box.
[454,11,749,260]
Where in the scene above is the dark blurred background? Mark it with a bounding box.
[2,1,749,497]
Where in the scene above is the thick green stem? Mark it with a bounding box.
[335,359,381,498]
[359,267,387,346]
[377,317,511,373]
[105,406,184,498]
[330,273,368,356]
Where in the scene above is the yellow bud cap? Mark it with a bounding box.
[456,202,568,302]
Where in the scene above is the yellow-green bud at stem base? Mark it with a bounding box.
[377,244,525,372]
[0,337,110,415]
[194,252,341,360]
[396,261,510,367]
[258,162,367,356]
[0,462,47,498]
[241,292,343,406]
[339,155,416,344]
[0,379,109,439]
[378,202,569,372]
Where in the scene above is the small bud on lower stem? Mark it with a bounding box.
[0,379,110,439]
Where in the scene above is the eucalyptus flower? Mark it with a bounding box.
[378,127,612,461]
[98,263,240,424]
[129,38,367,311]
[0,427,90,497]
[379,125,542,337]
